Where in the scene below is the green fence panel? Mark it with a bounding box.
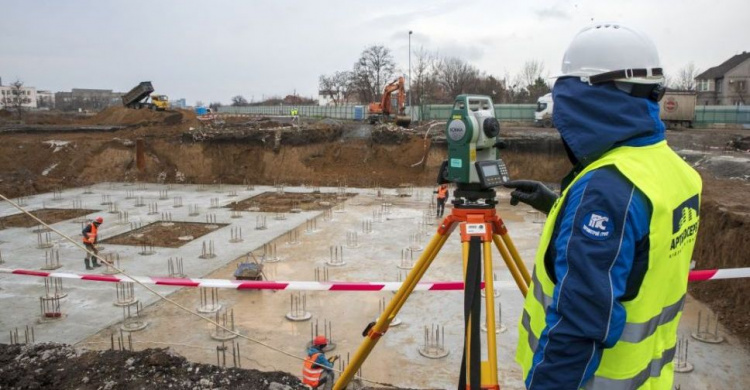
[695,106,750,125]
[219,105,747,125]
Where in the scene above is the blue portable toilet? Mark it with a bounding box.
[354,106,365,121]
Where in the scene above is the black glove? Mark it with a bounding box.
[503,180,558,214]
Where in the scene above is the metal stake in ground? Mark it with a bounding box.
[211,308,239,340]
[327,245,346,266]
[229,227,244,243]
[261,243,280,263]
[44,277,67,299]
[691,310,725,343]
[39,295,63,322]
[197,287,222,313]
[41,248,62,270]
[114,282,138,306]
[102,252,123,275]
[167,257,186,278]
[481,300,507,334]
[418,324,449,358]
[674,334,694,373]
[286,292,312,321]
[120,301,148,332]
[255,215,268,230]
[199,240,217,259]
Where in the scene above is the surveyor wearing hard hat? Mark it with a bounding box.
[302,335,338,389]
[507,23,702,389]
[82,216,103,270]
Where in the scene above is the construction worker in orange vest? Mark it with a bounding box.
[434,183,449,218]
[302,335,338,389]
[82,216,103,270]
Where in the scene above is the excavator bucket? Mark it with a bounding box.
[395,115,411,128]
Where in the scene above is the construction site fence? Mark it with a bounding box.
[217,104,538,122]
[218,104,750,126]
[694,105,750,127]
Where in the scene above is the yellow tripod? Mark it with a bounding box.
[334,197,531,389]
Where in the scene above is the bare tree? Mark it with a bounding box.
[351,45,396,103]
[411,47,441,105]
[435,56,480,100]
[209,102,222,111]
[1,79,30,115]
[475,74,507,103]
[672,62,700,91]
[319,71,353,106]
[518,60,546,90]
[231,95,249,106]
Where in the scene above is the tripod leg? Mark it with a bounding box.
[334,231,451,390]
[459,238,483,390]
[492,235,528,297]
[482,240,499,389]
[498,232,531,285]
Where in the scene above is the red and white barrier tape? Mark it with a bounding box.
[0,268,484,291]
[688,267,750,281]
[1,267,747,291]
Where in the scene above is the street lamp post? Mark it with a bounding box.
[408,30,413,123]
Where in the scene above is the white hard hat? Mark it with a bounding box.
[560,23,664,85]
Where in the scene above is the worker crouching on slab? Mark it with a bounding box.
[303,336,338,390]
[82,216,103,270]
[507,23,702,389]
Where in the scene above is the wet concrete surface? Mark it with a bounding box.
[0,183,748,389]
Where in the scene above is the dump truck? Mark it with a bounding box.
[122,81,169,111]
[534,90,697,129]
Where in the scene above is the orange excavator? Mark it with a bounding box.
[367,76,411,127]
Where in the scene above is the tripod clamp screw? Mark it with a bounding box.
[362,321,386,339]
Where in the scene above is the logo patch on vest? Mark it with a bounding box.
[670,194,700,256]
[580,211,613,240]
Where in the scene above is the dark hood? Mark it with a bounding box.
[552,77,665,166]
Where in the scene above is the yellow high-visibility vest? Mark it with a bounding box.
[517,141,702,389]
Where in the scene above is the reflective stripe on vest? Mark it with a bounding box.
[302,353,323,386]
[522,271,688,345]
[516,141,702,389]
[437,186,447,199]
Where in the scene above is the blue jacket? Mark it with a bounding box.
[525,78,664,389]
[307,347,333,372]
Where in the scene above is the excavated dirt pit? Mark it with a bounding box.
[101,221,229,248]
[227,191,356,213]
[0,208,99,229]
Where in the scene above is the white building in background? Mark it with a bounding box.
[36,90,55,109]
[0,84,38,109]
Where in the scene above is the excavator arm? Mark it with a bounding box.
[380,77,405,116]
[368,76,410,127]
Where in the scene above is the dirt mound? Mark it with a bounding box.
[728,136,750,152]
[0,343,306,390]
[87,107,196,127]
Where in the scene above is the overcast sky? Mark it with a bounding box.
[2,0,748,105]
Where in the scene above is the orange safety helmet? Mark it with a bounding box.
[313,335,328,347]
[94,217,104,224]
